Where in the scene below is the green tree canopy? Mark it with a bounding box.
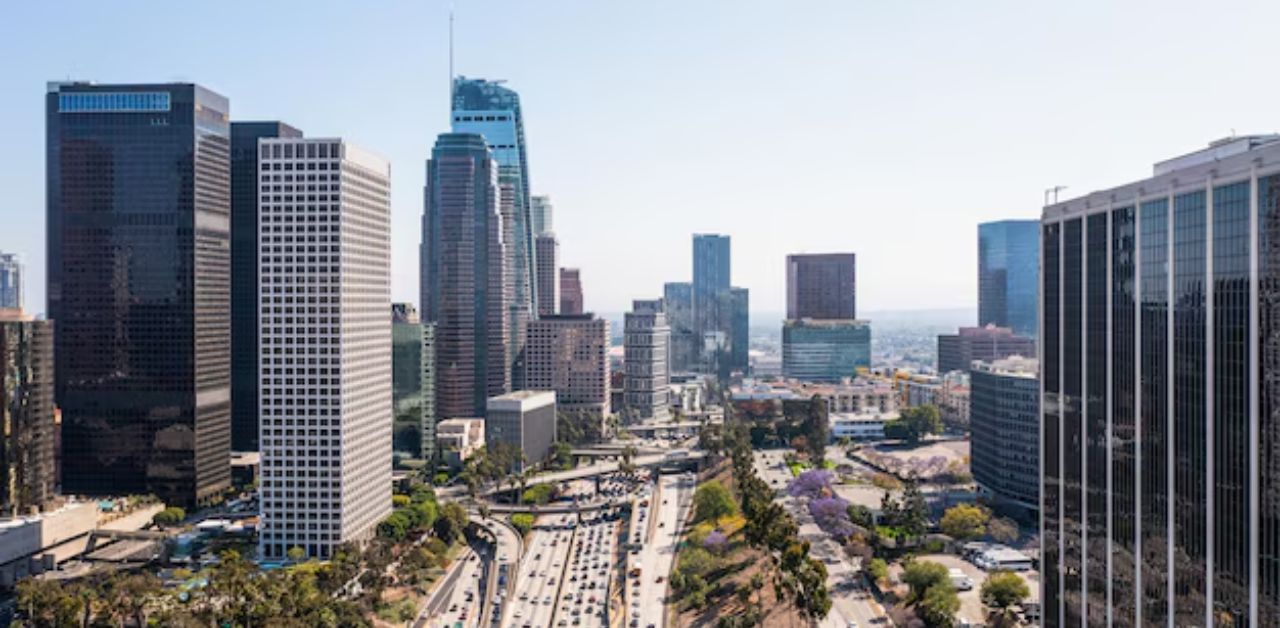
[902,560,951,603]
[939,503,990,540]
[981,570,1030,611]
[693,480,738,522]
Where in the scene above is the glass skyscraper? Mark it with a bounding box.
[229,121,301,453]
[0,253,21,310]
[1041,135,1280,627]
[781,319,870,381]
[979,219,1039,339]
[46,82,232,507]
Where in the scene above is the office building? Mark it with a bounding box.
[786,253,857,319]
[624,299,671,422]
[535,232,559,317]
[437,418,484,469]
[560,268,583,315]
[969,357,1038,517]
[527,314,610,420]
[0,309,55,515]
[936,325,1034,374]
[978,219,1039,339]
[420,133,511,419]
[230,121,302,453]
[692,234,731,360]
[452,77,536,328]
[420,323,436,461]
[1040,135,1280,626]
[257,138,392,559]
[47,82,231,507]
[782,319,871,382]
[731,287,749,372]
[486,390,556,468]
[531,195,553,237]
[0,254,21,310]
[664,282,697,372]
[392,304,431,459]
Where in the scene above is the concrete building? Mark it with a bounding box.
[936,324,1034,374]
[969,357,1038,517]
[0,501,98,588]
[258,138,392,559]
[782,319,871,382]
[486,391,557,468]
[0,309,55,515]
[535,232,559,317]
[830,410,897,442]
[230,121,303,453]
[531,195,553,238]
[559,268,583,315]
[789,378,899,415]
[786,253,857,320]
[0,254,21,310]
[978,220,1039,339]
[624,299,671,422]
[420,133,511,419]
[436,418,484,469]
[1039,135,1280,626]
[526,315,610,420]
[901,371,971,427]
[47,82,232,507]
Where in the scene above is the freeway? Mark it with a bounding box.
[437,451,706,500]
[628,472,693,628]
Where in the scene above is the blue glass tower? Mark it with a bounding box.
[978,219,1039,339]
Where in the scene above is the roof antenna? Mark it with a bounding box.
[448,4,455,113]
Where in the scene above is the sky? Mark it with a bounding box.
[4,1,1280,319]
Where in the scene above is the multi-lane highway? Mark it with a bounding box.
[626,471,693,628]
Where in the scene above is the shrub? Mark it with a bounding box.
[511,513,535,536]
[693,480,738,522]
[152,506,186,527]
[392,494,410,508]
[702,530,728,555]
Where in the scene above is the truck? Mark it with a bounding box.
[949,568,974,591]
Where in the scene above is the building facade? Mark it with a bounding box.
[664,282,697,372]
[969,357,1038,516]
[531,195,553,238]
[782,319,871,382]
[0,254,21,310]
[624,299,671,422]
[731,287,749,373]
[230,121,302,453]
[392,304,427,458]
[257,138,392,559]
[786,253,857,320]
[936,324,1035,374]
[526,315,610,419]
[0,310,55,515]
[559,268,583,315]
[420,133,511,419]
[47,82,232,507]
[1040,135,1280,626]
[486,391,556,468]
[535,232,559,317]
[978,219,1040,339]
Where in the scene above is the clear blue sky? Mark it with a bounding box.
[4,1,1279,318]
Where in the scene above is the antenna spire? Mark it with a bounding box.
[448,5,455,111]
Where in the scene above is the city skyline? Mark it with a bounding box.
[8,2,1280,317]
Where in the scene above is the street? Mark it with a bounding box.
[627,471,694,628]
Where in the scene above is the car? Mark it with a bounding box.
[655,575,664,583]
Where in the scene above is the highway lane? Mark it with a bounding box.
[416,543,483,628]
[631,471,693,628]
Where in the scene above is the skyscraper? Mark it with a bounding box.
[692,234,731,345]
[560,268,583,315]
[535,232,559,317]
[731,287,749,372]
[258,137,391,559]
[47,82,231,507]
[978,219,1039,339]
[452,77,536,328]
[392,303,427,458]
[526,314,610,421]
[969,356,1038,517]
[0,308,55,515]
[786,253,856,320]
[664,282,697,372]
[531,195,553,237]
[0,253,21,310]
[782,319,871,382]
[624,299,671,422]
[1040,135,1280,626]
[230,121,302,453]
[421,133,510,419]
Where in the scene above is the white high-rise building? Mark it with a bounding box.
[624,298,671,422]
[258,138,392,559]
[531,195,553,237]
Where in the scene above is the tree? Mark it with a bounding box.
[677,547,718,579]
[848,503,875,528]
[550,441,574,470]
[152,506,186,527]
[939,503,990,540]
[802,395,829,462]
[900,479,930,538]
[434,502,468,543]
[511,513,534,536]
[981,570,1030,626]
[287,546,307,562]
[902,560,950,603]
[16,577,83,627]
[693,480,738,522]
[987,516,1020,544]
[885,405,943,445]
[866,558,889,584]
[808,496,854,538]
[918,581,960,627]
[787,469,834,500]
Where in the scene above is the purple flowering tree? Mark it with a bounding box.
[809,496,854,538]
[702,529,728,555]
[787,469,834,500]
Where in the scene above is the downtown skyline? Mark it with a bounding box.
[7,2,1280,318]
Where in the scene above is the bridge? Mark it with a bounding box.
[622,421,707,434]
[437,450,706,499]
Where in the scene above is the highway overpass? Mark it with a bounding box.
[437,450,706,500]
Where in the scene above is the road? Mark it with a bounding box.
[473,516,522,627]
[509,513,575,627]
[753,449,889,627]
[628,471,694,628]
[437,451,705,500]
[414,543,481,628]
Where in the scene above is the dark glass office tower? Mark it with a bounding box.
[979,219,1039,339]
[1041,135,1280,627]
[786,253,856,320]
[47,82,232,507]
[731,287,749,372]
[229,121,301,453]
[0,311,56,515]
[664,282,697,372]
[420,133,510,419]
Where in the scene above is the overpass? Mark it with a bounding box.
[436,450,706,500]
[622,421,706,434]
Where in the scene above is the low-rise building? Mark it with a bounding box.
[936,324,1034,375]
[830,410,898,441]
[486,391,557,468]
[436,418,485,469]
